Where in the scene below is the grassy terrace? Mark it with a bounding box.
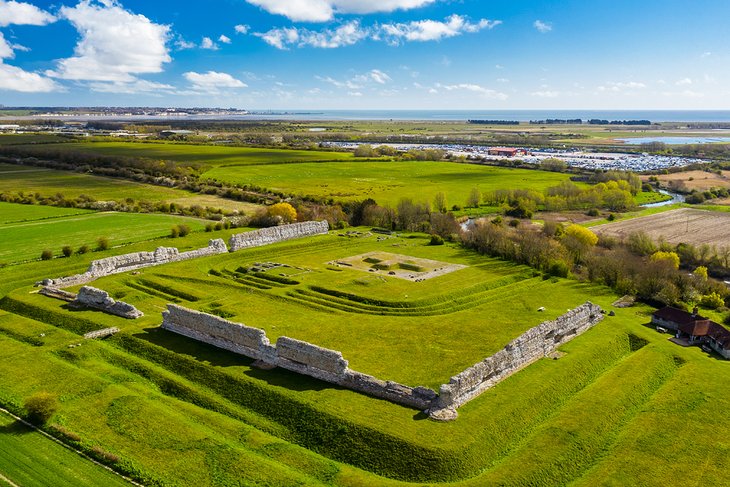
[0,229,728,485]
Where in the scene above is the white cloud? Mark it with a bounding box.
[701,51,711,58]
[348,91,362,96]
[436,82,508,100]
[597,81,646,92]
[256,16,496,49]
[676,77,692,86]
[533,20,552,33]
[0,31,58,92]
[235,24,250,34]
[175,37,196,50]
[365,69,390,84]
[530,90,560,98]
[245,0,436,22]
[257,20,367,49]
[201,36,218,49]
[381,15,500,43]
[88,79,175,94]
[184,70,247,92]
[0,0,55,27]
[218,34,231,44]
[317,69,390,89]
[0,62,58,92]
[48,0,171,82]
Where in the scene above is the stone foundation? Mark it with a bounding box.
[228,221,329,251]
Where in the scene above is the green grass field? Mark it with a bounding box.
[203,161,576,206]
[0,201,92,224]
[0,206,208,263]
[0,412,132,487]
[0,163,261,213]
[0,228,728,485]
[23,141,355,168]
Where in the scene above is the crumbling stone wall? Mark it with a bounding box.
[74,286,143,319]
[160,304,436,410]
[429,302,603,419]
[228,221,329,252]
[40,239,228,289]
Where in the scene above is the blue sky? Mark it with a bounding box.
[0,0,728,109]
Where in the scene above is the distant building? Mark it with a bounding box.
[488,147,523,157]
[652,306,730,359]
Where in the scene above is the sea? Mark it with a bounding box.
[244,110,730,123]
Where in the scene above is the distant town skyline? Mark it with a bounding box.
[1,0,728,110]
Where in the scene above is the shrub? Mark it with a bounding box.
[96,237,110,251]
[205,223,214,232]
[587,208,600,217]
[607,213,616,221]
[77,244,90,254]
[508,219,520,228]
[651,251,680,269]
[547,260,570,278]
[40,249,53,260]
[268,202,297,223]
[61,245,73,258]
[170,225,180,238]
[429,234,445,246]
[24,392,58,424]
[215,222,224,231]
[700,292,725,309]
[178,224,191,237]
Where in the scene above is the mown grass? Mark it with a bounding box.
[0,201,92,224]
[24,141,355,169]
[202,160,576,206]
[0,163,261,213]
[0,412,132,487]
[0,211,208,264]
[1,214,729,485]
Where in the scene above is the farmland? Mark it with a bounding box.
[0,163,261,213]
[0,229,728,485]
[0,202,208,264]
[646,170,730,192]
[592,208,730,247]
[202,161,575,206]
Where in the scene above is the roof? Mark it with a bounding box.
[679,319,713,337]
[707,322,730,349]
[653,306,707,326]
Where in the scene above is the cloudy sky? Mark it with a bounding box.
[1,0,728,109]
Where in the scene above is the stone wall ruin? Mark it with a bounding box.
[39,239,228,289]
[228,221,329,252]
[428,302,603,420]
[160,304,436,409]
[73,286,143,319]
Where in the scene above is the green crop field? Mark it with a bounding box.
[0,163,261,213]
[0,207,208,264]
[22,141,354,168]
[203,161,576,206]
[0,412,132,487]
[0,228,727,485]
[0,201,92,224]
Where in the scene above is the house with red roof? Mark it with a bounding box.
[652,306,730,359]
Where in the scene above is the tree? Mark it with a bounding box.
[651,251,680,269]
[562,224,598,262]
[268,202,297,223]
[354,144,377,157]
[96,237,110,251]
[24,392,57,424]
[467,187,481,208]
[433,192,448,213]
[694,266,708,281]
[700,292,725,309]
[540,157,567,172]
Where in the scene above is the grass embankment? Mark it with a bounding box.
[0,227,729,485]
[0,410,131,487]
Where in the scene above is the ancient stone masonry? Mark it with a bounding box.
[39,239,228,289]
[228,221,329,252]
[428,302,603,420]
[73,286,143,319]
[160,304,436,410]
